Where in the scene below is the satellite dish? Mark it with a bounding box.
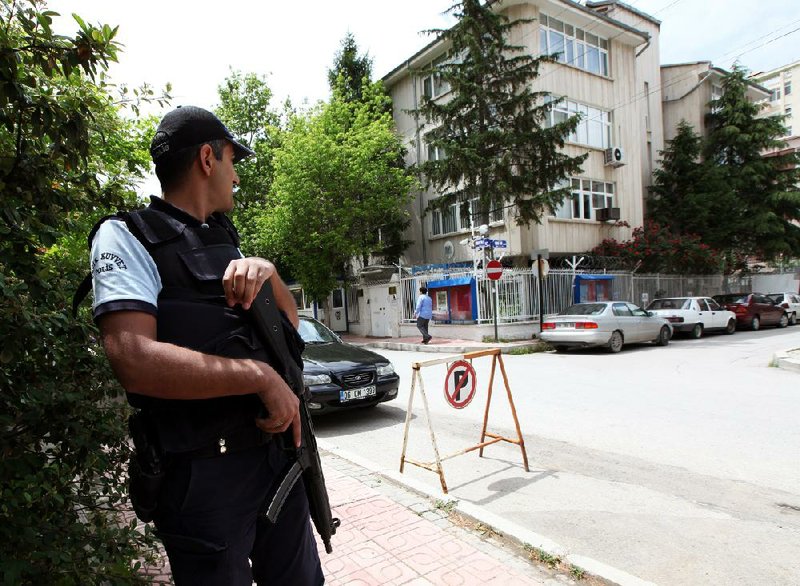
[443,240,455,260]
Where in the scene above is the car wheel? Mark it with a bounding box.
[607,331,623,353]
[750,316,760,331]
[778,313,789,328]
[790,312,797,326]
[690,323,703,339]
[554,345,569,353]
[655,326,670,346]
[725,319,736,335]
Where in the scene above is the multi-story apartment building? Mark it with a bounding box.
[661,61,770,143]
[753,60,800,157]
[754,60,798,139]
[587,1,663,198]
[382,0,658,269]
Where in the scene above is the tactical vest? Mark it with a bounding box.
[85,197,281,453]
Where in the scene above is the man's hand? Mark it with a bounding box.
[254,364,302,448]
[222,257,275,310]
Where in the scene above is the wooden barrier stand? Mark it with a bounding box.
[399,348,529,493]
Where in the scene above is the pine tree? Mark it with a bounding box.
[328,32,373,102]
[411,0,587,226]
[703,65,800,259]
[648,120,729,243]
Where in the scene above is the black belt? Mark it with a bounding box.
[173,426,273,460]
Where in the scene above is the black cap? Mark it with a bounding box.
[150,105,255,164]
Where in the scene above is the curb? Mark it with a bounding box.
[772,348,800,373]
[318,441,655,586]
[352,340,540,354]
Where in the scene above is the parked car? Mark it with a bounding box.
[712,293,789,330]
[297,316,400,414]
[646,297,737,338]
[540,301,672,353]
[767,292,800,326]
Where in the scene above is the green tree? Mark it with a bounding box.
[703,65,800,260]
[215,70,285,255]
[0,2,161,581]
[411,0,587,225]
[648,121,717,236]
[327,32,373,102]
[260,83,416,322]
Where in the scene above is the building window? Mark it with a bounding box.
[468,197,504,225]
[425,134,446,161]
[540,13,609,76]
[711,84,724,113]
[771,87,782,102]
[785,81,792,96]
[552,179,615,220]
[430,196,503,236]
[546,98,612,149]
[420,54,451,100]
[786,105,793,116]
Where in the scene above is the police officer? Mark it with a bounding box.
[90,106,323,584]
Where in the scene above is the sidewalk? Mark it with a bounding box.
[318,451,579,585]
[136,450,582,585]
[340,333,540,354]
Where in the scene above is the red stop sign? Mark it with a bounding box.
[486,259,503,280]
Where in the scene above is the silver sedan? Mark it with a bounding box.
[540,301,672,353]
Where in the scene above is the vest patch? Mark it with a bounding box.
[93,251,128,274]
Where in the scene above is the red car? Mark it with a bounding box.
[712,293,789,331]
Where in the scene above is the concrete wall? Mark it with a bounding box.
[751,272,800,295]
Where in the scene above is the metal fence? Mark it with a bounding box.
[400,269,755,324]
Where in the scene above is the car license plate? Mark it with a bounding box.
[557,322,575,328]
[340,385,377,403]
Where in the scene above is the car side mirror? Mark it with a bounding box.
[647,311,653,317]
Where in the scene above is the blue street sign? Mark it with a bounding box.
[491,239,508,249]
[473,237,492,249]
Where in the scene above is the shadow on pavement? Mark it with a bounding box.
[312,404,413,438]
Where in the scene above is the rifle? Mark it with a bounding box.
[248,281,340,554]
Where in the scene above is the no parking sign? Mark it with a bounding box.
[444,360,477,409]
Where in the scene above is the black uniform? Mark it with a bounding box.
[90,196,323,585]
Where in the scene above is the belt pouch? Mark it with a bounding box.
[128,412,166,523]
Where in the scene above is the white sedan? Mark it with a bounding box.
[646,297,737,338]
[767,292,800,326]
[540,301,672,353]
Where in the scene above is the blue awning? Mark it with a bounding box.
[575,274,614,281]
[427,276,474,289]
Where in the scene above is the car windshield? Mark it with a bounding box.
[559,303,606,316]
[297,319,338,344]
[648,298,689,310]
[715,294,749,304]
[767,294,784,303]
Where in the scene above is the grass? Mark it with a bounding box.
[433,498,458,514]
[506,341,554,355]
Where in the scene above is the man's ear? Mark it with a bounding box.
[198,143,214,177]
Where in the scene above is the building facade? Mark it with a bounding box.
[382,0,658,269]
[661,61,770,143]
[754,59,798,139]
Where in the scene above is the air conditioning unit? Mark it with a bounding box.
[596,207,621,222]
[604,146,625,167]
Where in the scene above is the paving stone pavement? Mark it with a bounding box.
[134,451,578,585]
[319,451,563,585]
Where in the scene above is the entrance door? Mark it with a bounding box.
[369,287,390,337]
[329,288,347,332]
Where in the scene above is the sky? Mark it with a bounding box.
[50,0,800,111]
[45,0,800,194]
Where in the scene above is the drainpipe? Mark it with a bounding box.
[409,60,427,263]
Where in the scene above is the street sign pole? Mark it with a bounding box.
[494,279,499,343]
[537,253,545,333]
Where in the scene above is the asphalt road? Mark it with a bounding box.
[314,326,800,585]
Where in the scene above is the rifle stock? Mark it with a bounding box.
[249,282,340,554]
